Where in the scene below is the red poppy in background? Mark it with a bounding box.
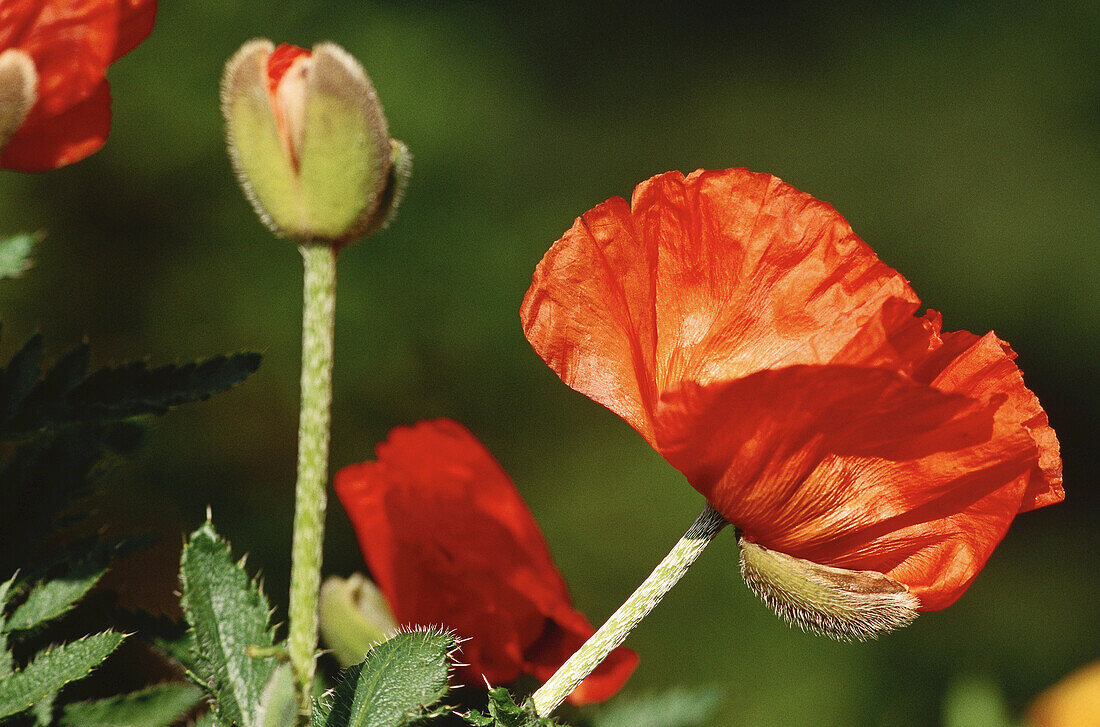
[335,419,638,705]
[521,168,1063,612]
[0,0,156,172]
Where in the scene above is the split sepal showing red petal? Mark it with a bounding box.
[221,39,408,246]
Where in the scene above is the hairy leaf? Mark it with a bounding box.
[59,683,205,727]
[0,631,126,719]
[0,573,16,678]
[590,686,723,727]
[461,689,565,727]
[180,521,275,727]
[4,537,144,632]
[323,628,455,727]
[0,233,40,280]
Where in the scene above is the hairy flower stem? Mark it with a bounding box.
[531,503,728,716]
[287,243,337,716]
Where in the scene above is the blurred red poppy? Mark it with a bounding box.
[334,419,638,705]
[0,0,156,172]
[521,168,1063,612]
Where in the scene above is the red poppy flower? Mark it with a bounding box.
[334,419,638,705]
[520,168,1063,614]
[0,0,156,172]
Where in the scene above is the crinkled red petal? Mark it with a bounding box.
[522,168,918,446]
[523,167,1063,611]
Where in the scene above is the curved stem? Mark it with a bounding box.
[287,242,337,716]
[531,503,728,716]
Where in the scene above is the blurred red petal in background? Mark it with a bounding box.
[335,419,637,705]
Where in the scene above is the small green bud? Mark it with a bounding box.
[738,535,919,641]
[318,573,398,667]
[221,39,408,246]
[0,49,36,153]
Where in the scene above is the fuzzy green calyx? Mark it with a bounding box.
[738,535,919,641]
[221,39,408,246]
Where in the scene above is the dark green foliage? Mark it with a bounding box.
[0,335,261,440]
[461,689,566,727]
[59,683,205,727]
[0,327,261,723]
[118,609,195,670]
[320,628,456,727]
[178,521,276,727]
[0,332,260,575]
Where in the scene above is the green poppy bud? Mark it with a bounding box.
[318,573,398,667]
[221,40,409,246]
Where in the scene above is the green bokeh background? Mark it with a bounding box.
[1,2,1096,725]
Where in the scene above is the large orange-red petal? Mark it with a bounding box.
[521,168,918,447]
[655,363,1050,610]
[0,78,109,171]
[334,419,637,702]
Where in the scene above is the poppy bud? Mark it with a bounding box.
[318,573,398,667]
[0,49,36,153]
[221,40,408,246]
[738,535,919,641]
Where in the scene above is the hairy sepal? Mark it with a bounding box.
[738,535,918,641]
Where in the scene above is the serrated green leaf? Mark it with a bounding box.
[59,682,204,727]
[0,233,40,280]
[256,663,298,727]
[0,631,126,719]
[180,521,275,727]
[461,689,566,727]
[65,352,261,421]
[590,686,723,727]
[4,342,91,434]
[190,711,221,727]
[2,349,259,439]
[6,538,121,632]
[323,629,455,727]
[0,573,16,677]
